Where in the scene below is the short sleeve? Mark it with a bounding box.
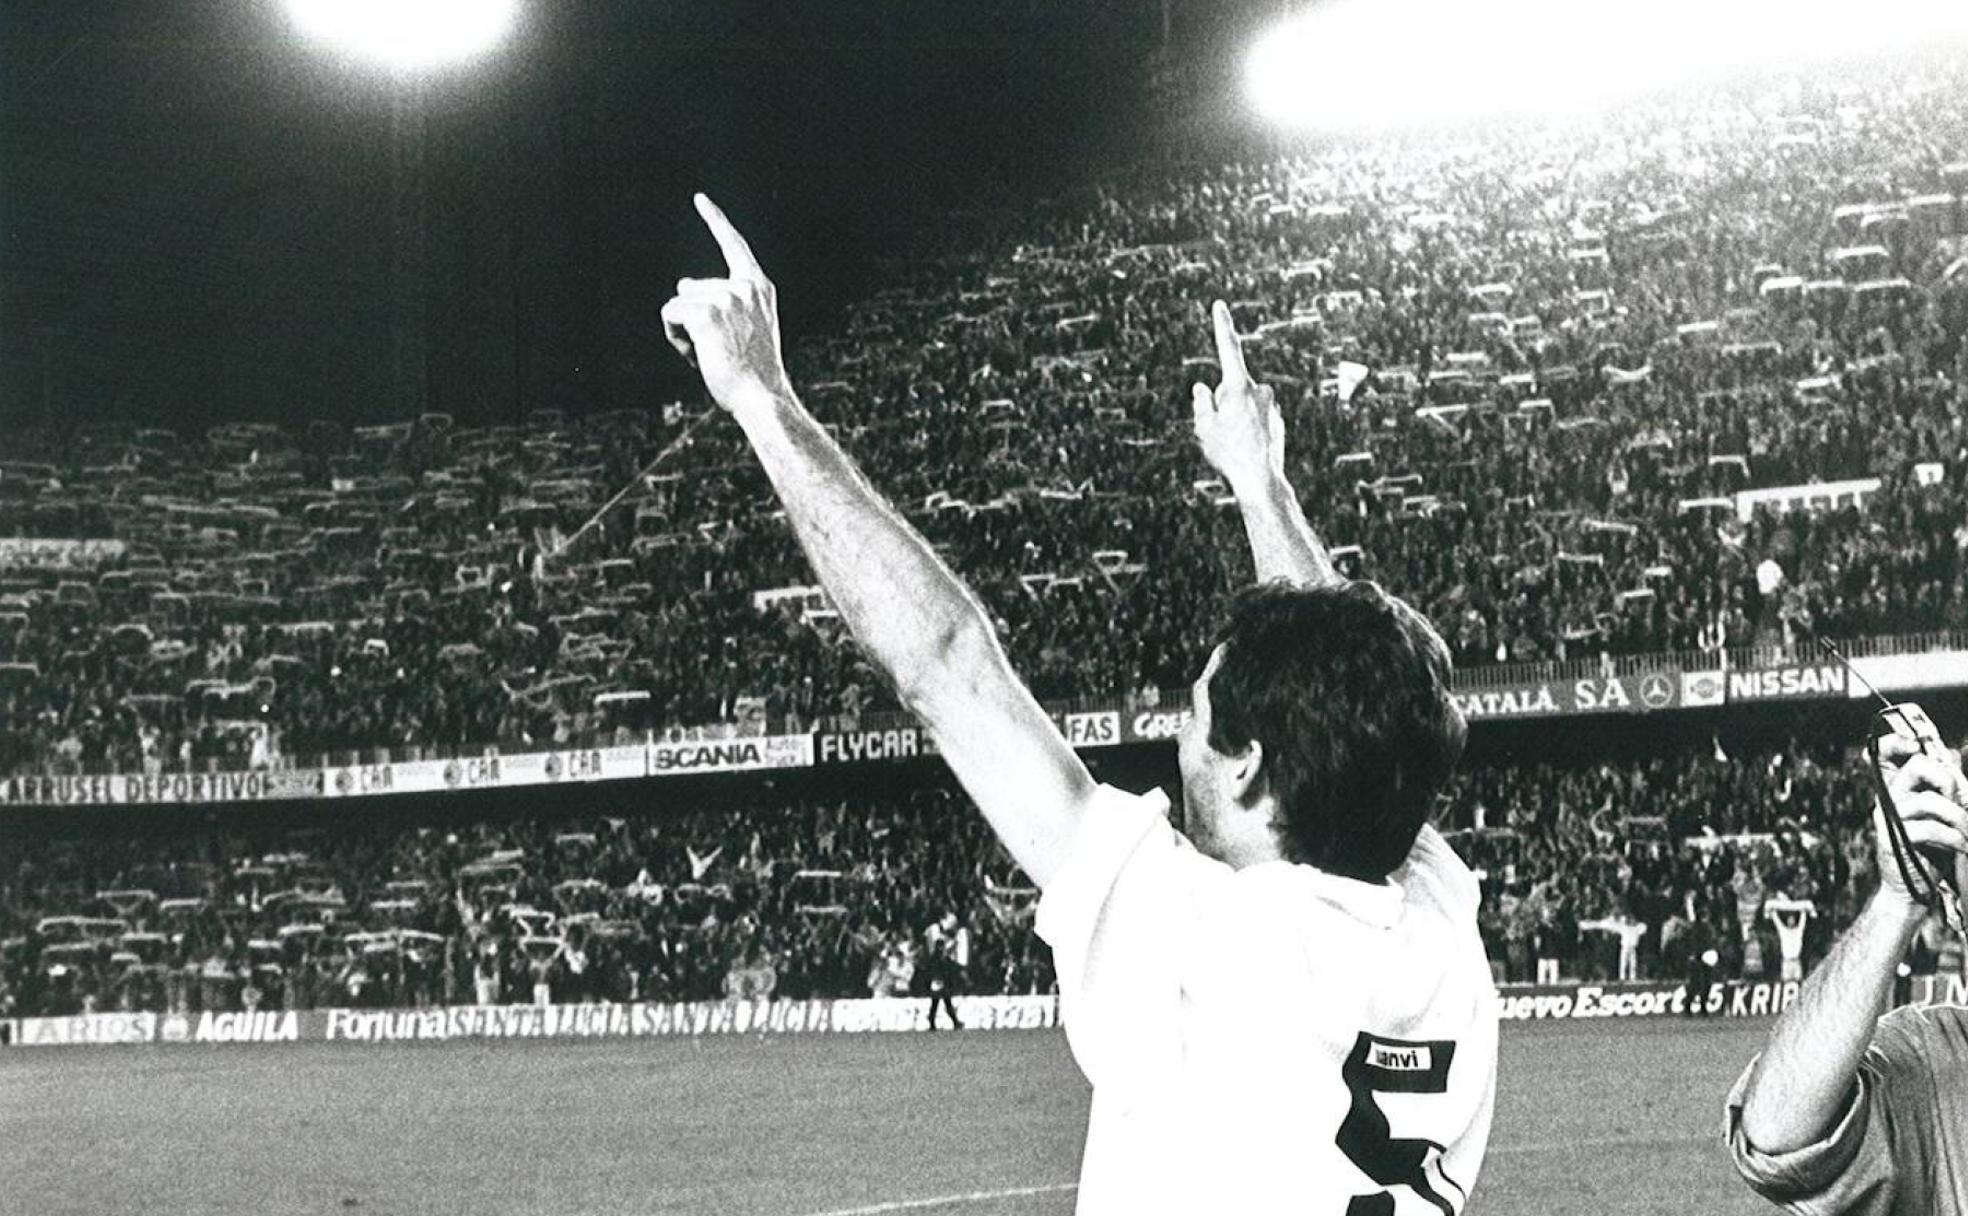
[1035,784,1229,1092]
[1723,1050,1901,1215]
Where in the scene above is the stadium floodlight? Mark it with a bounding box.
[281,0,518,71]
[1247,0,1968,131]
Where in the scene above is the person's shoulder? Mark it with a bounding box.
[1874,1000,1968,1069]
[1398,825,1482,919]
[1088,781,1172,818]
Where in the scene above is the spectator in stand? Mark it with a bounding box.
[474,943,502,1006]
[1581,905,1649,983]
[527,948,555,1008]
[1763,897,1816,985]
[0,736,1918,1019]
[1531,903,1572,986]
[868,939,913,999]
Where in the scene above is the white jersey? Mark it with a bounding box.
[1036,784,1497,1216]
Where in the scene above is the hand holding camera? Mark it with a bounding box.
[1870,702,1968,925]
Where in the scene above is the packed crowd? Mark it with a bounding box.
[7,64,1968,773]
[3,741,1947,1019]
[1455,744,1896,988]
[0,778,1052,1019]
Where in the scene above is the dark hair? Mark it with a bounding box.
[1205,580,1466,882]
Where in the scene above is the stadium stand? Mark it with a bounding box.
[6,65,1968,1017]
[5,66,1968,775]
[0,742,1928,1018]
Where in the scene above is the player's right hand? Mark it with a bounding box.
[1871,712,1968,910]
[661,193,796,417]
[1191,300,1285,496]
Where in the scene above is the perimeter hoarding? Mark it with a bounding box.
[647,734,812,775]
[1123,706,1193,742]
[1059,710,1122,748]
[17,976,1968,1047]
[3,998,1062,1047]
[0,771,279,807]
[499,746,649,785]
[1450,671,1681,721]
[6,648,1965,807]
[1494,978,1801,1020]
[1724,661,1847,703]
[814,726,939,765]
[1847,651,1968,696]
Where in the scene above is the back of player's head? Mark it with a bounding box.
[1206,579,1466,882]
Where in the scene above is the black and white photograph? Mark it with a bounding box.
[4,1,1968,1212]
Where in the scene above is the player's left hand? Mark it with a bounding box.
[661,194,796,415]
[1191,299,1285,496]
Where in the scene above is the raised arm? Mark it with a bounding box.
[660,195,1094,889]
[1735,727,1968,1154]
[1190,300,1344,590]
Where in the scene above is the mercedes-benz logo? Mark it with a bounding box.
[1640,672,1674,709]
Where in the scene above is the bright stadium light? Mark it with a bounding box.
[282,0,518,70]
[1248,0,1968,131]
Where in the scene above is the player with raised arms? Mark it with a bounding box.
[661,194,1497,1214]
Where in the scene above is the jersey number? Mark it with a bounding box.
[1337,1032,1465,1216]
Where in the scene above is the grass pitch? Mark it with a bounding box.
[1,1015,1774,1215]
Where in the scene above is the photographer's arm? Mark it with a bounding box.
[1736,885,1922,1153]
[1736,740,1968,1153]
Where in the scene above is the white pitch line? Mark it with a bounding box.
[1489,1133,1710,1154]
[795,1182,1078,1216]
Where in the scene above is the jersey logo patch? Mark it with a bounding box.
[1367,1042,1434,1072]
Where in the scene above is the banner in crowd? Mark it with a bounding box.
[647,734,813,775]
[0,538,127,571]
[499,747,650,785]
[1680,669,1727,707]
[1058,710,1122,748]
[1847,651,1968,697]
[1734,477,1880,521]
[815,726,940,764]
[261,770,326,800]
[818,715,1123,759]
[11,644,1968,807]
[1122,706,1194,742]
[323,758,486,798]
[1450,670,1682,721]
[0,771,279,807]
[317,738,807,797]
[1724,661,1847,703]
[1910,974,1968,1006]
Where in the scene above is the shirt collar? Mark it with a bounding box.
[1244,859,1405,930]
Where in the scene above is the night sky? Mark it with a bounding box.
[0,0,1274,431]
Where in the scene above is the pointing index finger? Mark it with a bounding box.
[694,193,763,281]
[1212,300,1249,385]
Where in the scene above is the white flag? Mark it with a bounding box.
[1335,360,1370,403]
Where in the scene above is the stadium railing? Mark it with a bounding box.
[280,627,1968,771]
